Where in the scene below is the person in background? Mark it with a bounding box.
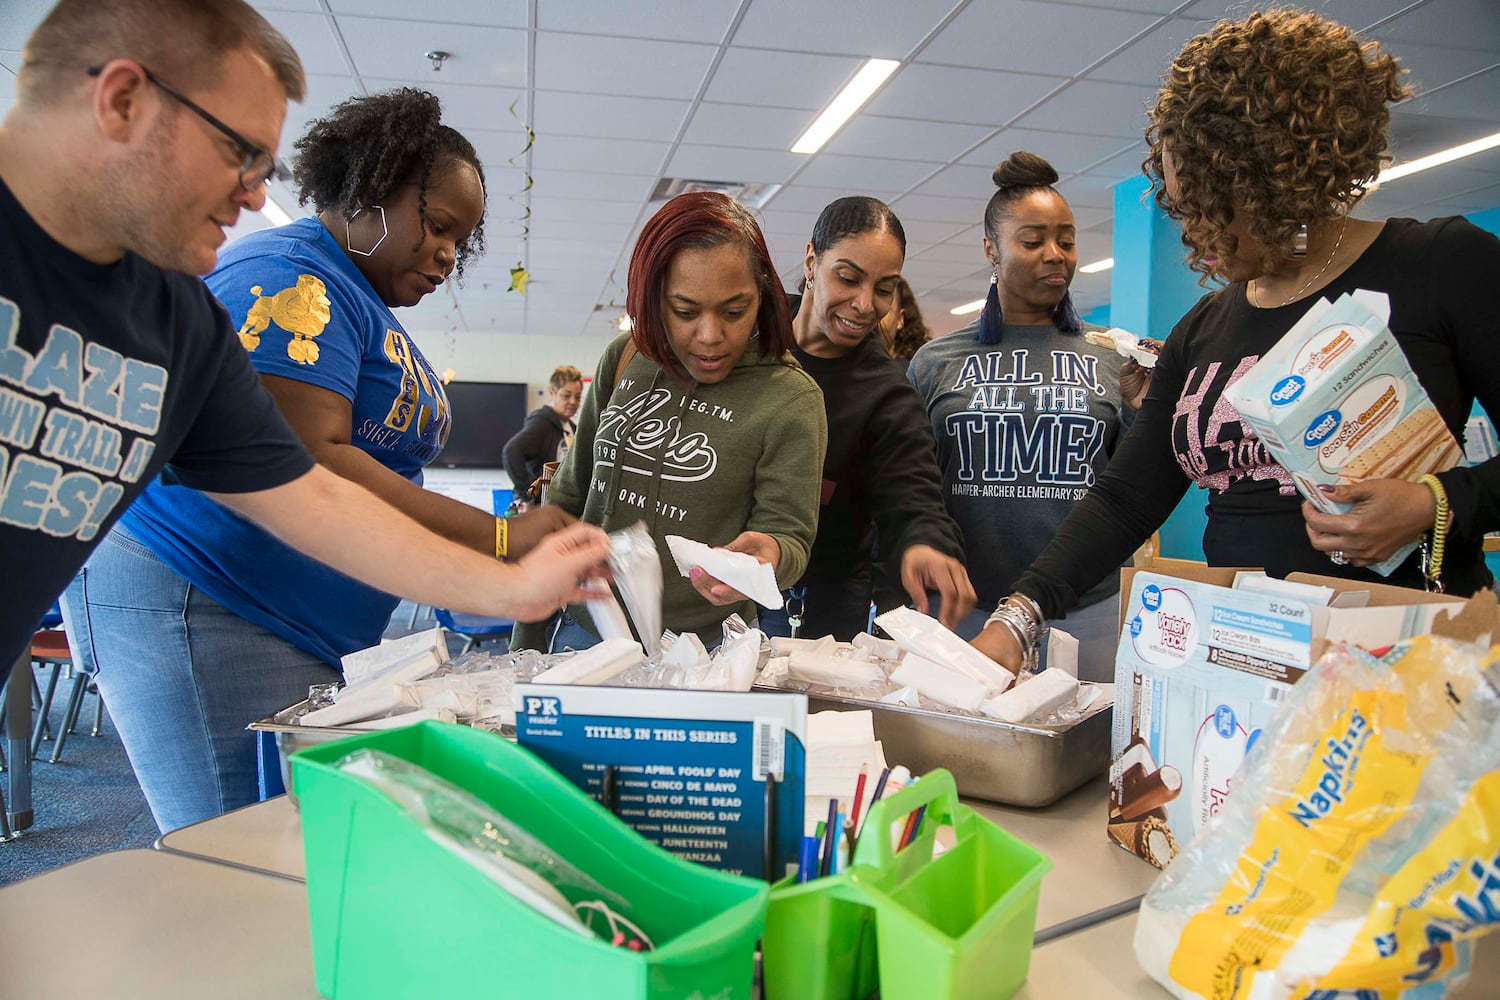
[68,87,585,832]
[512,191,828,653]
[972,10,1500,675]
[758,196,973,641]
[877,275,931,373]
[908,153,1133,681]
[503,364,583,507]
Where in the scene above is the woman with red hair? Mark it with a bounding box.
[512,192,828,651]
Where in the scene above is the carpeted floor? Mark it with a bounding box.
[1,672,156,885]
[1,602,446,887]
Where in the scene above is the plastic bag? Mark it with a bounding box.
[608,523,663,658]
[1135,635,1500,999]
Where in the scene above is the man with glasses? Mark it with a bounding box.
[0,0,609,833]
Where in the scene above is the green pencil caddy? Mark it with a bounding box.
[762,769,1050,1000]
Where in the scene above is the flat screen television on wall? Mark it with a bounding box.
[433,381,529,469]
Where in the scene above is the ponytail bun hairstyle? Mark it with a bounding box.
[978,151,1080,344]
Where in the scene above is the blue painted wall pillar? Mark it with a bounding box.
[1110,175,1212,559]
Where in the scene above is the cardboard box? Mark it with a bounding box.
[1106,560,1463,868]
[1226,290,1462,575]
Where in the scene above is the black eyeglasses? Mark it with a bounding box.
[88,64,290,190]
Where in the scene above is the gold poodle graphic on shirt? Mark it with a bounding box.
[236,274,332,364]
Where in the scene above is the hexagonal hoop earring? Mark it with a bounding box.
[347,206,387,257]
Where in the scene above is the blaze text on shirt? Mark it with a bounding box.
[0,302,164,540]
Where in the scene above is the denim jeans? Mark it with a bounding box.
[67,526,340,833]
[547,611,601,653]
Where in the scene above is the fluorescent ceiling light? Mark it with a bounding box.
[1079,257,1114,274]
[791,58,900,155]
[1378,130,1500,183]
[949,298,986,316]
[260,191,293,227]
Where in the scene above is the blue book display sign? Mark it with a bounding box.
[515,684,806,881]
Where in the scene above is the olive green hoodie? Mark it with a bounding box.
[512,333,827,649]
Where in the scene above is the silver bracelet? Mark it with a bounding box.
[986,602,1039,652]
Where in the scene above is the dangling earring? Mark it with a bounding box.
[978,266,1004,346]
[347,206,388,257]
[1291,222,1309,259]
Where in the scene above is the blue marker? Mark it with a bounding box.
[797,835,820,883]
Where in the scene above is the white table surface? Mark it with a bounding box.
[0,849,318,999]
[968,776,1163,938]
[156,795,305,881]
[1015,907,1500,999]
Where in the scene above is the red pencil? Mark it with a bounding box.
[849,764,869,835]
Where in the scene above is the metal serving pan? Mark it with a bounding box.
[248,701,513,805]
[800,690,1111,808]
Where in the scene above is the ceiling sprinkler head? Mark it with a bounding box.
[425,50,451,72]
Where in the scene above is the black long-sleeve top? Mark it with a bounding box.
[1016,217,1500,616]
[790,328,966,638]
[502,405,572,500]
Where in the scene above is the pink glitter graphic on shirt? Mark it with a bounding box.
[1173,357,1296,495]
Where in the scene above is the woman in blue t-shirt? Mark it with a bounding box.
[70,89,572,833]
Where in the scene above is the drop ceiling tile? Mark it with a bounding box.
[824,115,993,163]
[528,168,658,203]
[257,10,349,76]
[327,0,527,27]
[909,239,986,265]
[733,0,958,57]
[534,32,717,100]
[919,0,1161,77]
[665,144,804,182]
[539,0,742,43]
[1368,0,1500,52]
[704,48,867,109]
[527,197,644,225]
[1388,110,1500,162]
[887,193,977,225]
[1398,66,1500,123]
[793,154,942,192]
[962,128,1139,174]
[338,17,526,87]
[533,91,692,143]
[909,163,1003,200]
[530,135,670,176]
[1085,15,1208,87]
[682,102,814,151]
[1382,42,1500,95]
[1054,172,1128,209]
[755,209,823,239]
[280,73,366,147]
[1014,80,1157,140]
[362,76,525,134]
[864,63,1063,126]
[898,218,972,244]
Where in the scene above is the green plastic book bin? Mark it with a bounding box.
[761,769,1049,1000]
[290,722,768,1000]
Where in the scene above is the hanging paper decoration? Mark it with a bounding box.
[509,262,531,294]
[505,97,535,292]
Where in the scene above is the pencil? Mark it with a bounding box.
[849,764,869,835]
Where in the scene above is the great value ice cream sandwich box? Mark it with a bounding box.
[1226,289,1462,575]
[1107,561,1460,868]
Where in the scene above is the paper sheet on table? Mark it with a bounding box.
[664,535,782,608]
[804,710,887,836]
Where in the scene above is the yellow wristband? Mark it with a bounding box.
[494,516,509,561]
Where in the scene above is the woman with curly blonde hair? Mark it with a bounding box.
[972,8,1500,673]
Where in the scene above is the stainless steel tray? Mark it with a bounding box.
[799,690,1111,808]
[248,701,513,805]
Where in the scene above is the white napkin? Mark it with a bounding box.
[665,535,782,608]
